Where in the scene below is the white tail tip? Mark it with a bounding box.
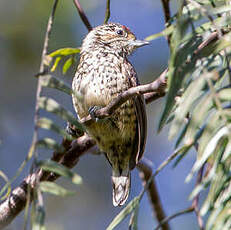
[112,175,130,206]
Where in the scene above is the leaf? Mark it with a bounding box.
[49,47,81,57]
[38,97,84,132]
[0,143,35,198]
[51,56,61,72]
[221,139,231,162]
[106,196,140,230]
[37,117,73,140]
[206,205,224,230]
[32,205,46,230]
[158,16,200,131]
[40,75,72,95]
[184,91,214,146]
[219,88,231,102]
[173,142,194,167]
[159,29,231,132]
[198,32,231,58]
[39,181,76,197]
[197,111,228,160]
[145,25,174,41]
[128,205,139,230]
[185,87,231,146]
[186,126,230,182]
[36,138,64,152]
[37,160,82,185]
[169,76,207,139]
[62,57,74,74]
[0,170,11,200]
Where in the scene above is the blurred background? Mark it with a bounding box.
[0,0,198,229]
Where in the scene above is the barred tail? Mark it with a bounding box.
[111,173,130,206]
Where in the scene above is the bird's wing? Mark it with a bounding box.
[128,67,147,170]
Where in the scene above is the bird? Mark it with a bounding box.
[72,22,148,206]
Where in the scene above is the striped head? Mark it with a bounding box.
[81,23,149,56]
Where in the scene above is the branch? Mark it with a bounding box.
[160,0,171,44]
[104,0,111,24]
[0,135,95,229]
[137,161,170,230]
[32,0,59,154]
[161,0,171,24]
[80,68,167,124]
[73,0,92,31]
[0,67,167,229]
[154,206,194,230]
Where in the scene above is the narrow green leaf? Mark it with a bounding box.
[189,138,226,203]
[36,138,64,152]
[51,56,61,72]
[175,121,190,149]
[219,88,231,102]
[222,217,231,230]
[186,128,229,182]
[210,4,231,15]
[62,57,74,74]
[32,205,46,230]
[221,139,231,162]
[0,143,35,198]
[37,117,73,140]
[184,92,214,145]
[37,160,82,185]
[173,142,195,167]
[49,47,81,57]
[0,170,11,200]
[39,181,76,197]
[169,76,207,139]
[208,204,231,230]
[185,87,231,147]
[40,75,72,95]
[128,205,139,230]
[145,25,174,41]
[106,197,140,230]
[38,97,84,132]
[159,18,200,131]
[206,206,223,230]
[198,111,228,160]
[199,32,231,58]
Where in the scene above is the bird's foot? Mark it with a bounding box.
[88,106,102,122]
[66,122,84,138]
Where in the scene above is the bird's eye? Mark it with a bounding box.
[116,29,124,36]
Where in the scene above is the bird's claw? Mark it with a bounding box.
[88,106,102,122]
[66,122,84,138]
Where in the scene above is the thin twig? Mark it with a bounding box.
[154,206,194,230]
[192,165,205,230]
[73,0,92,31]
[160,0,171,44]
[161,0,171,24]
[138,148,181,201]
[104,0,111,24]
[30,0,59,224]
[32,0,59,156]
[137,161,170,230]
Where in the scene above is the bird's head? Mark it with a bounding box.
[81,23,149,56]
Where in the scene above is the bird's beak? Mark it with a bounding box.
[129,39,150,48]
